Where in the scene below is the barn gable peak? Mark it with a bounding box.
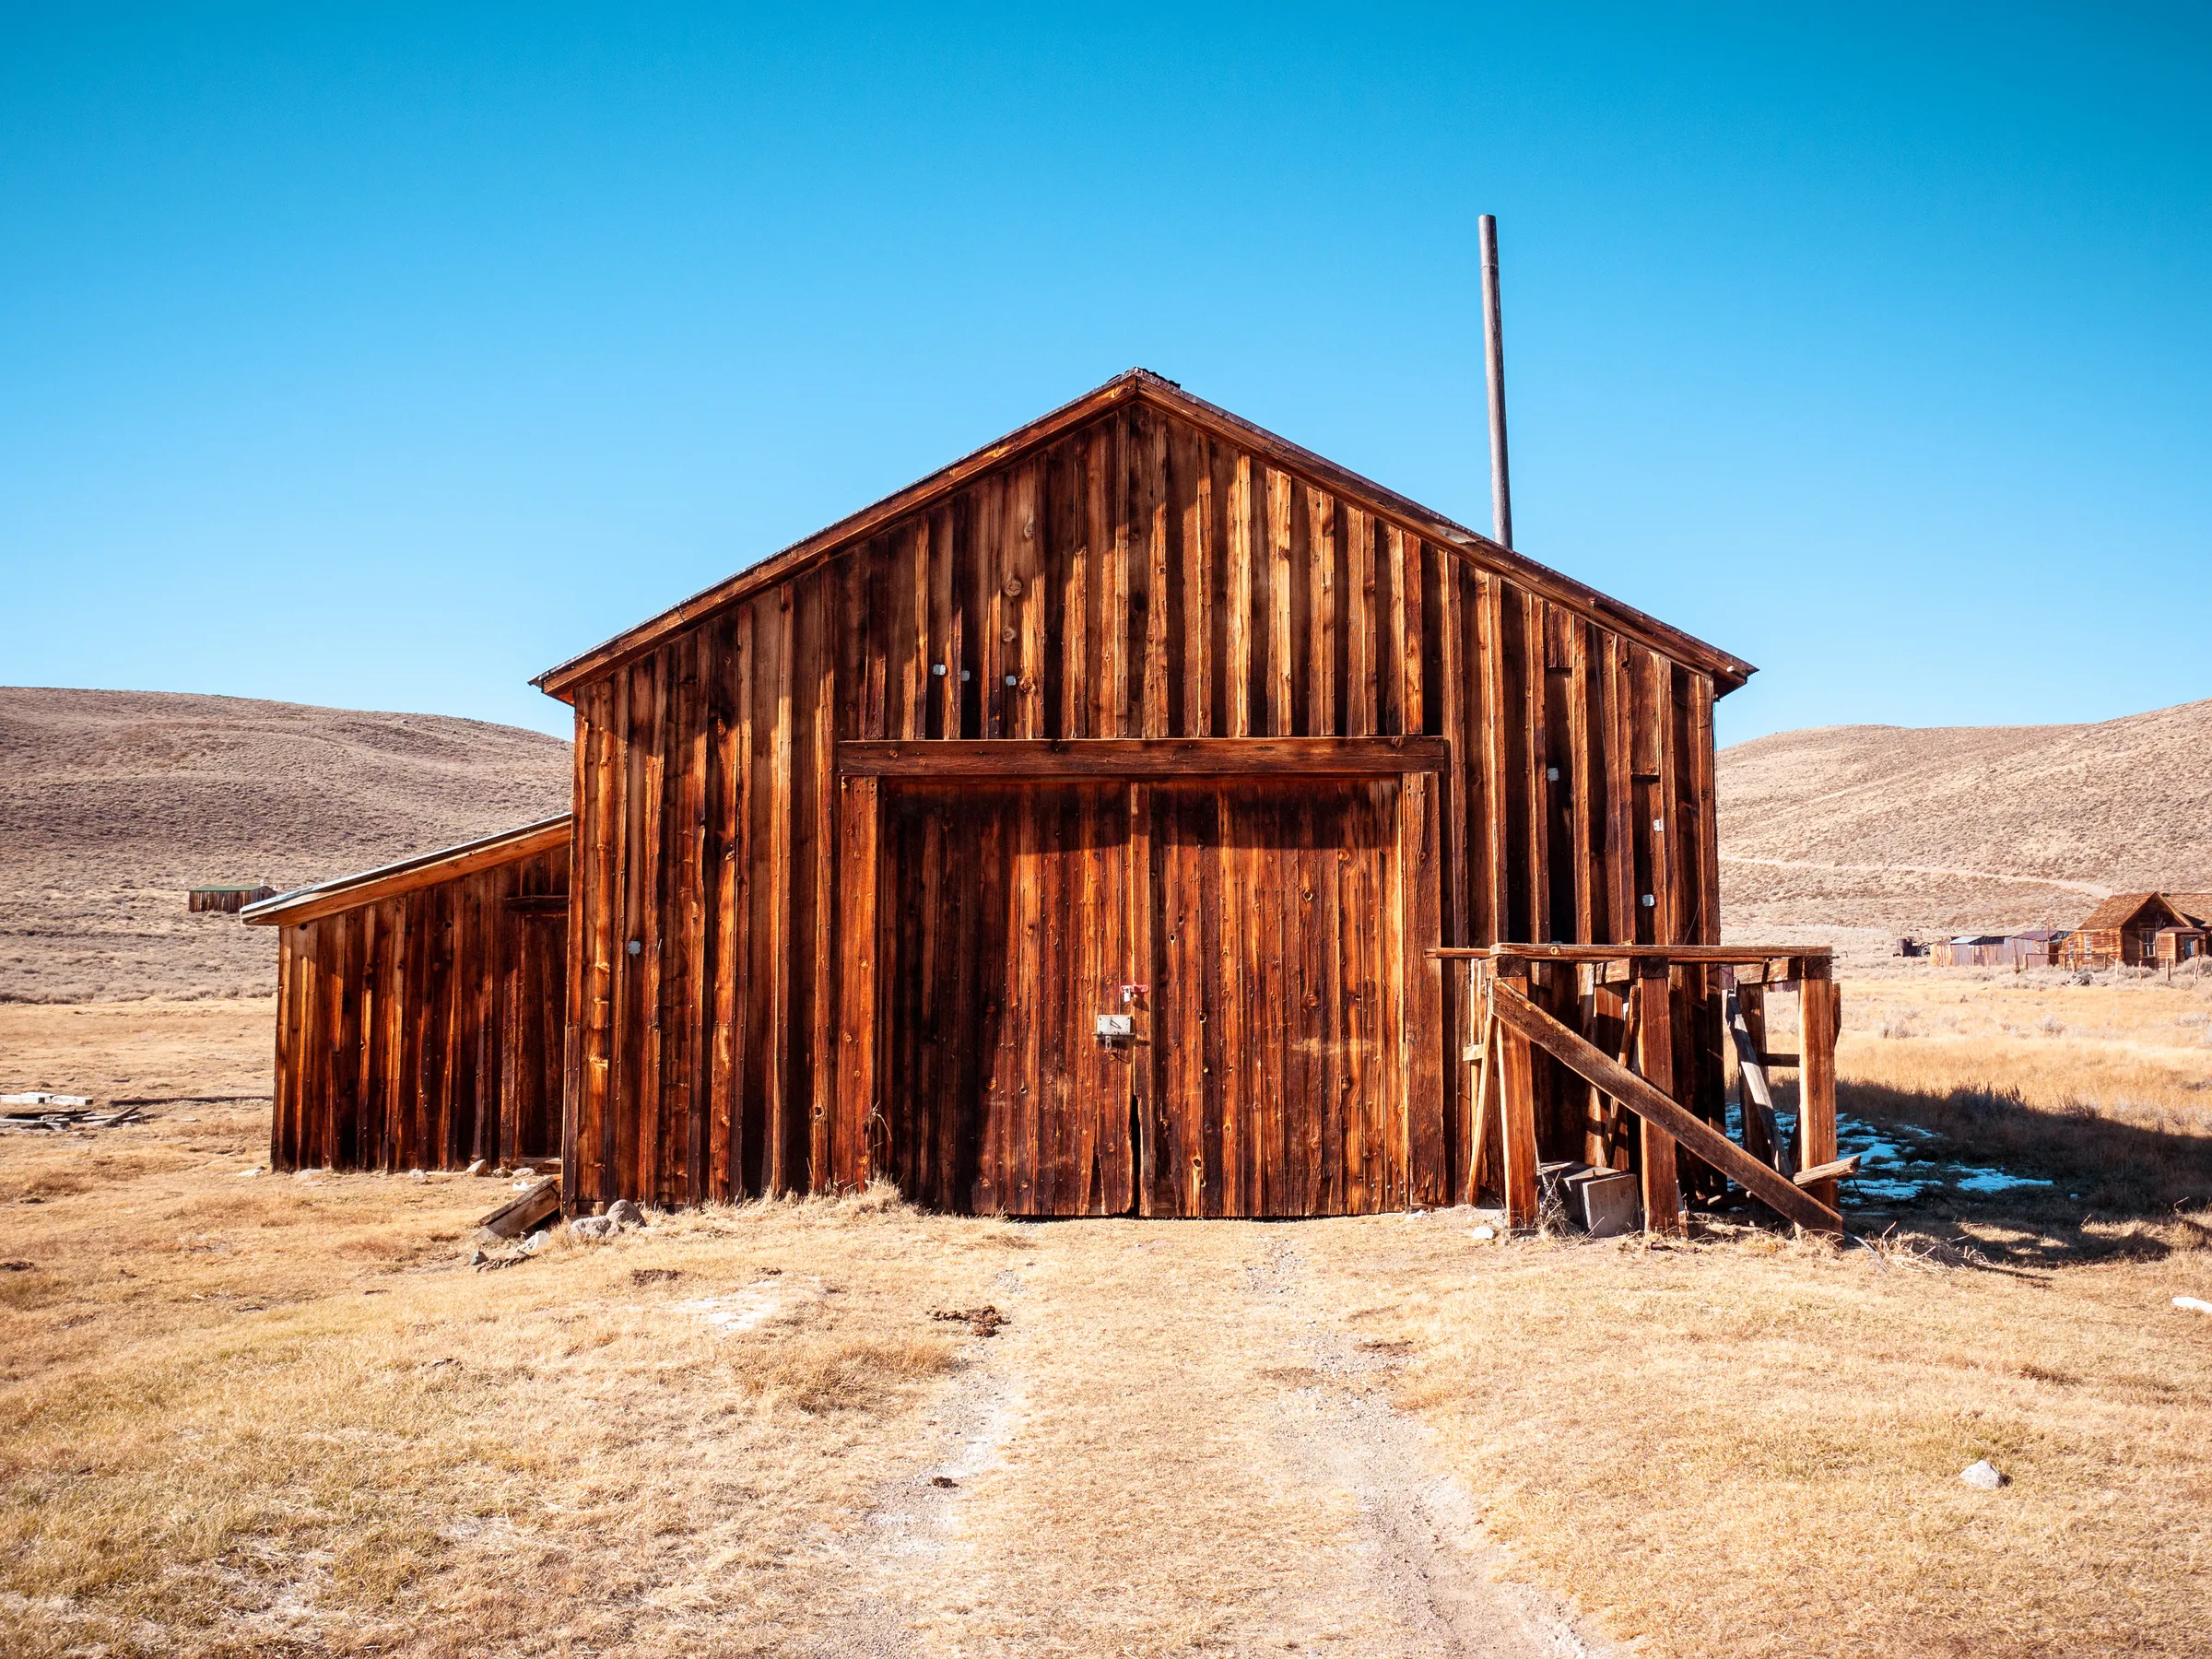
[532,370,1753,702]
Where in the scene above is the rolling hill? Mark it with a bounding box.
[6,686,2207,999]
[0,688,572,1003]
[1718,698,2212,959]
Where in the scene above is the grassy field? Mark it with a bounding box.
[3,989,2210,1657]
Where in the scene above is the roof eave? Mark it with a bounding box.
[241,815,573,926]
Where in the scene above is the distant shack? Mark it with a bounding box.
[188,883,276,914]
[1932,932,2062,970]
[2058,894,2206,970]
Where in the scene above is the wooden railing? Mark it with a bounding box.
[1433,946,1845,1236]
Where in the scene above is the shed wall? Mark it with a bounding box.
[272,843,570,1171]
[565,400,1724,1213]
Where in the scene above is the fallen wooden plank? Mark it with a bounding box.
[1490,981,1845,1234]
[1794,1155,1862,1188]
[477,1176,560,1240]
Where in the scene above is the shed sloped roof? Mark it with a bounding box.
[2075,892,2187,932]
[2170,894,2212,928]
[531,369,1756,702]
[241,816,571,927]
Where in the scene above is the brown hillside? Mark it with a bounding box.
[1719,698,2212,956]
[0,688,571,1003]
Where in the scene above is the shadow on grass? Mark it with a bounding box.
[1839,1077,2212,1267]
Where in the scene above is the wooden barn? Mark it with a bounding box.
[527,369,1821,1224]
[243,817,571,1172]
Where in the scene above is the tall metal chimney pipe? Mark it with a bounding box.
[1478,213,1512,550]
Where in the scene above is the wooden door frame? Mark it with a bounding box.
[834,738,1450,1209]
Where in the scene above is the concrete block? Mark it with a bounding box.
[1568,1168,1641,1238]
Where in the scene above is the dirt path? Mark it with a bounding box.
[820,1220,1612,1659]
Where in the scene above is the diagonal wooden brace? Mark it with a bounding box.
[1490,980,1845,1235]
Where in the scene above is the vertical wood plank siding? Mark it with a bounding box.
[269,843,571,1172]
[566,403,1726,1213]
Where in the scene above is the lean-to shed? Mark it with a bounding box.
[243,817,571,1171]
[533,371,1756,1218]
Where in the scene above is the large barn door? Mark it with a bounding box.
[1144,777,1428,1218]
[878,782,1136,1215]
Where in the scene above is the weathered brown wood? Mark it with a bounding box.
[1800,965,1841,1209]
[1266,467,1294,736]
[1308,485,1338,738]
[479,1176,559,1240]
[1143,417,1171,739]
[537,384,1751,1218]
[1795,1154,1860,1188]
[1496,1010,1540,1226]
[835,775,880,1188]
[1401,771,1445,1207]
[256,830,571,1175]
[1345,507,1375,735]
[1491,978,1844,1234]
[1126,782,1154,1216]
[1523,593,1551,941]
[1566,618,1595,942]
[1634,962,1684,1236]
[1227,453,1254,738]
[1434,944,1835,965]
[841,737,1450,778]
[1477,575,1511,946]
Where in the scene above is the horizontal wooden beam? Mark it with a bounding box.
[840,736,1452,780]
[1434,944,1831,966]
[1489,980,1845,1234]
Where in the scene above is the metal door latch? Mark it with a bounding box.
[1095,1014,1135,1039]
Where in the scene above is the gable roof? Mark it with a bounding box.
[2075,891,2187,932]
[531,369,1757,703]
[241,816,571,928]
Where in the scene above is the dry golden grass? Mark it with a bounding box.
[1823,968,2212,1216]
[9,993,2212,1657]
[1334,1213,2212,1659]
[0,1006,1027,1657]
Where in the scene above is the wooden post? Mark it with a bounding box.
[1478,213,1512,550]
[1495,959,1539,1227]
[1636,958,1683,1236]
[1799,962,1840,1211]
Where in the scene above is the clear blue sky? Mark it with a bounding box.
[5,5,2206,745]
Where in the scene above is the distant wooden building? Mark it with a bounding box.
[2058,893,2200,970]
[1932,930,2063,969]
[189,883,276,914]
[243,818,571,1171]
[528,370,1758,1218]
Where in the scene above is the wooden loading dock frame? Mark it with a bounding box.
[1445,944,1845,1234]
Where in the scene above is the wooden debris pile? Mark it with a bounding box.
[1,1094,149,1134]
